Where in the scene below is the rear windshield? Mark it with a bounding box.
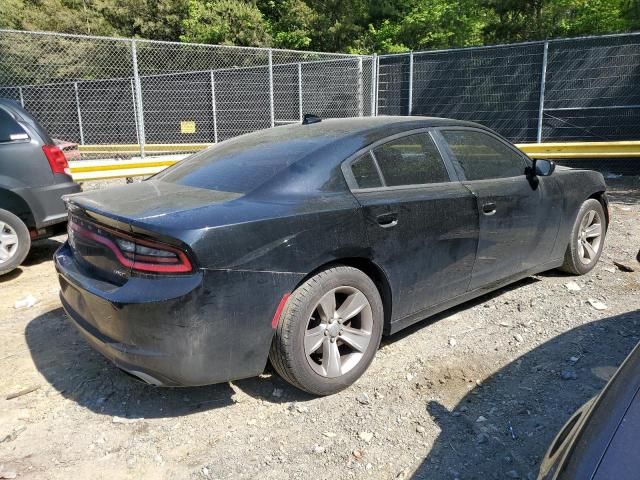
[0,107,29,143]
[154,128,327,193]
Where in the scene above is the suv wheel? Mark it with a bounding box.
[0,208,31,276]
[269,266,383,396]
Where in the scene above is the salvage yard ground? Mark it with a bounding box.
[1,176,639,480]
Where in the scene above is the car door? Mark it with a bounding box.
[435,127,562,290]
[342,130,479,322]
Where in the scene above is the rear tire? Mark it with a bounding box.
[269,266,383,396]
[560,199,606,275]
[0,208,31,276]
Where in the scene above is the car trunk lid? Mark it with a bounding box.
[65,181,233,282]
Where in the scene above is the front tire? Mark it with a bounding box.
[269,266,383,396]
[560,199,606,275]
[0,208,31,276]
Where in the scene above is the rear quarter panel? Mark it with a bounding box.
[130,191,370,381]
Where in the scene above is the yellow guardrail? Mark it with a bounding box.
[77,143,212,155]
[69,141,640,181]
[515,141,640,158]
[69,158,183,181]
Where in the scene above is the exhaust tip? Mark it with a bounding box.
[120,368,164,386]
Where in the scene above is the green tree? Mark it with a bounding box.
[96,0,189,40]
[0,0,114,35]
[304,0,369,52]
[180,0,272,46]
[258,0,316,49]
[482,0,630,43]
[622,0,640,29]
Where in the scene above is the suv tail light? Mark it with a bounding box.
[69,215,193,274]
[42,144,70,175]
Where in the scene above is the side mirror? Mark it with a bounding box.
[533,158,555,176]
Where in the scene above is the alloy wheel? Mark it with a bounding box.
[304,286,373,378]
[0,221,19,265]
[577,210,603,265]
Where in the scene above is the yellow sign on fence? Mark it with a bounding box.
[180,121,196,134]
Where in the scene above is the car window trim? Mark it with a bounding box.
[349,150,387,189]
[432,126,532,182]
[341,128,458,193]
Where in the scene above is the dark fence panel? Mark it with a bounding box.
[141,71,215,144]
[543,35,640,141]
[78,79,138,145]
[378,33,640,144]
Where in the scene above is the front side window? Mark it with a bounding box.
[372,133,449,187]
[441,129,526,181]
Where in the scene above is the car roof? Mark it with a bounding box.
[273,116,487,144]
[154,116,494,196]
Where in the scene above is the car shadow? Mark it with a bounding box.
[25,307,311,419]
[25,277,542,417]
[0,267,23,282]
[410,309,640,480]
[382,277,540,346]
[22,237,63,267]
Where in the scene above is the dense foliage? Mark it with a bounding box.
[1,0,639,52]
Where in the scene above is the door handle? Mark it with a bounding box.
[482,202,497,215]
[376,213,398,228]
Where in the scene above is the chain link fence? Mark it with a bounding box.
[377,32,640,145]
[1,29,639,162]
[0,30,374,159]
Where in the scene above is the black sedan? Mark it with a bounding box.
[538,341,640,479]
[54,117,608,395]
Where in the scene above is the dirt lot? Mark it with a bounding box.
[1,177,639,480]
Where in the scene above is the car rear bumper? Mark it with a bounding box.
[54,242,302,386]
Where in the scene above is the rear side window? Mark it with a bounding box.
[441,130,526,181]
[372,133,449,187]
[351,153,382,189]
[0,108,29,143]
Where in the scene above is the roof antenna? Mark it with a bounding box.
[302,114,322,125]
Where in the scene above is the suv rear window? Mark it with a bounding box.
[0,108,29,143]
[154,128,327,193]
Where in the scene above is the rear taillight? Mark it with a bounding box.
[42,144,70,175]
[69,217,193,274]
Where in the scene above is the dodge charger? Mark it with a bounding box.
[54,117,608,395]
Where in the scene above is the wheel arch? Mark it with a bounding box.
[295,257,393,333]
[588,190,609,230]
[0,188,35,229]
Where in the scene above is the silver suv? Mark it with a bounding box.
[0,99,81,275]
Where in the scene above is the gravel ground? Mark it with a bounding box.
[1,176,639,480]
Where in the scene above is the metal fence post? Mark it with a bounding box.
[268,49,275,128]
[357,57,364,117]
[408,51,414,115]
[18,87,24,107]
[210,71,219,143]
[537,40,549,143]
[371,53,377,117]
[130,79,140,147]
[298,63,303,122]
[131,40,146,158]
[73,82,85,145]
